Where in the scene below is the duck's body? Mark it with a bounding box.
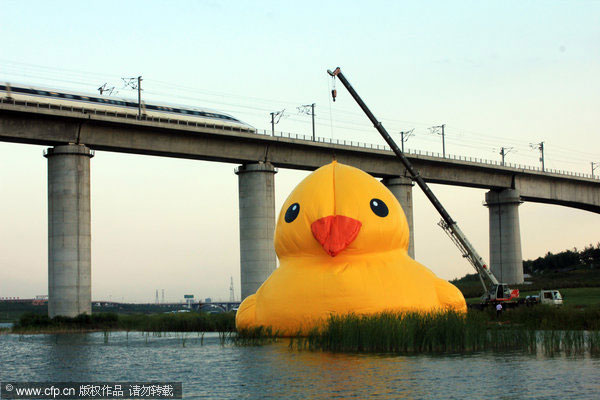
[236,162,466,335]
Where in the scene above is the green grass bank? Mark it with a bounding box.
[10,312,236,334]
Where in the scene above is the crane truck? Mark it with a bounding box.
[327,67,519,307]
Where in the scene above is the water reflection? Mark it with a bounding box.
[42,334,94,380]
[265,348,422,399]
[1,333,599,399]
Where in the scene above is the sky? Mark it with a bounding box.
[0,0,599,303]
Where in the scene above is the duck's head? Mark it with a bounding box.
[274,161,410,259]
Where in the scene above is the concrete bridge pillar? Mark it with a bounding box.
[485,189,524,284]
[382,176,415,258]
[44,144,94,317]
[235,162,277,300]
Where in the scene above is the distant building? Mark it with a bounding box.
[184,294,194,309]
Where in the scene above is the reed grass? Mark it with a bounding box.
[238,310,600,355]
[492,305,600,331]
[293,311,496,353]
[234,326,280,346]
[588,331,600,355]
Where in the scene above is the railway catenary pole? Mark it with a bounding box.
[401,131,406,153]
[137,76,142,119]
[431,124,446,158]
[531,141,545,172]
[540,142,545,172]
[270,112,275,136]
[327,67,500,291]
[440,124,445,158]
[400,129,414,153]
[311,103,316,141]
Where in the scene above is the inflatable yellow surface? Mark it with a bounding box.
[236,161,466,335]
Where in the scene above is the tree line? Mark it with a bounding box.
[524,243,600,274]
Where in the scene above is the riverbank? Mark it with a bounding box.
[0,301,202,323]
[8,308,600,355]
[10,304,600,334]
[11,311,236,334]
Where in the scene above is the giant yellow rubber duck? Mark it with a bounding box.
[236,161,466,335]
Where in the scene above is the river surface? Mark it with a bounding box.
[1,332,598,399]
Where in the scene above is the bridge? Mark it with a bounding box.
[2,99,599,317]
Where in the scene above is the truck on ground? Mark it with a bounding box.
[525,290,563,306]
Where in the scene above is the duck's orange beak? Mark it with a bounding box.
[311,215,362,257]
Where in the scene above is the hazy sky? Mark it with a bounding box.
[1,1,599,302]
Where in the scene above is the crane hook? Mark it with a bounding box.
[328,67,340,102]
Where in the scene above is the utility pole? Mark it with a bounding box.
[592,162,599,178]
[122,76,143,119]
[298,103,316,140]
[499,147,514,166]
[430,124,446,157]
[270,109,285,136]
[399,129,414,153]
[530,141,545,171]
[229,277,235,302]
[270,112,275,136]
[137,76,142,119]
[311,103,315,141]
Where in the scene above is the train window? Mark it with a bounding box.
[81,96,89,100]
[50,92,60,97]
[64,94,75,99]
[37,91,48,96]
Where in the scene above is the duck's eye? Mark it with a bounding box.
[285,203,300,223]
[370,198,388,217]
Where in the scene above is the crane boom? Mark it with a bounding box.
[327,67,503,296]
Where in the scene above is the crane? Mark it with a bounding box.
[327,67,519,304]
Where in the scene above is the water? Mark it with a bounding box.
[1,332,599,399]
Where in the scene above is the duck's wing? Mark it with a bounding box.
[434,278,467,313]
[235,294,257,329]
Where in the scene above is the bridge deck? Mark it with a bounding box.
[1,100,599,213]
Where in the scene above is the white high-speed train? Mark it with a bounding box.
[0,82,255,132]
